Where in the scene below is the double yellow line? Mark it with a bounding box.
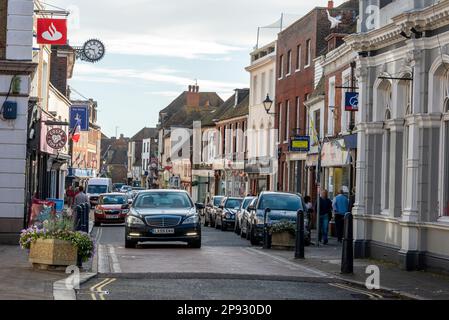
[90,278,116,300]
[329,283,384,300]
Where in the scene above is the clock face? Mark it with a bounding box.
[82,39,105,62]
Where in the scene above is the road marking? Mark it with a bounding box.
[98,244,109,273]
[89,278,111,300]
[108,245,122,273]
[329,282,383,299]
[98,278,116,300]
[244,247,330,277]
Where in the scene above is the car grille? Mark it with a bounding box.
[145,216,182,227]
[104,210,120,215]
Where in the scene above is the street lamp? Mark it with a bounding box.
[263,94,275,115]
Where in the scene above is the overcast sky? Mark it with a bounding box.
[49,0,347,137]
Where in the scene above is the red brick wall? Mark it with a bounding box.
[50,49,69,96]
[275,8,331,191]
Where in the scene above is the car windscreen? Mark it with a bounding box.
[100,195,127,205]
[225,198,242,209]
[213,197,224,206]
[258,194,303,211]
[134,192,193,209]
[87,185,108,194]
[242,198,254,209]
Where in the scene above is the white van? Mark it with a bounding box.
[86,178,113,207]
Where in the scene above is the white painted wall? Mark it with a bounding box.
[0,0,34,231]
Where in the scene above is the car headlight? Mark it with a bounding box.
[182,215,199,225]
[94,210,103,215]
[126,215,144,226]
[256,215,266,225]
[123,209,130,214]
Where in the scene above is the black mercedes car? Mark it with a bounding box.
[125,190,203,249]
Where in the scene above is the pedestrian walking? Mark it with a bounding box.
[315,190,332,245]
[304,195,314,229]
[73,186,89,208]
[66,185,75,208]
[333,189,350,243]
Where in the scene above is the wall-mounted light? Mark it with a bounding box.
[263,94,275,115]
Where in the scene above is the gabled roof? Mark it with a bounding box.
[159,91,224,128]
[131,127,158,141]
[217,89,250,122]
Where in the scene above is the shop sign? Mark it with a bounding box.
[37,18,67,45]
[345,92,359,111]
[46,128,67,150]
[321,140,349,167]
[290,136,310,152]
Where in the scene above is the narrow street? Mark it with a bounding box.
[77,224,401,300]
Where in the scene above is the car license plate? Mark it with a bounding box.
[106,215,119,219]
[152,228,175,234]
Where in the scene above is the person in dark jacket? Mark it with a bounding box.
[315,190,333,245]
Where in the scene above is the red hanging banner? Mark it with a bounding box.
[36,18,67,45]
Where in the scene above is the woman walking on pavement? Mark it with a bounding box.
[315,190,332,245]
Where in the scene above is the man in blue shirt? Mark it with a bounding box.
[333,189,349,243]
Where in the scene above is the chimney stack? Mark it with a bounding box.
[327,1,334,9]
[186,84,200,107]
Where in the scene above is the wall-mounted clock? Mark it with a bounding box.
[82,39,105,63]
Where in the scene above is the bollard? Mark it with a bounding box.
[79,203,86,232]
[341,212,354,274]
[263,208,271,249]
[295,210,305,259]
[83,202,90,233]
[75,205,83,231]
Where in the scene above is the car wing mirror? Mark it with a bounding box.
[195,203,205,210]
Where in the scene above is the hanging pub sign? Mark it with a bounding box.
[345,92,359,111]
[46,128,67,150]
[290,136,310,152]
[70,105,89,131]
[37,18,67,45]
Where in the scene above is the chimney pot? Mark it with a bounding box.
[327,1,334,9]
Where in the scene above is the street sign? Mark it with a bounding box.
[290,136,310,152]
[46,128,67,150]
[37,18,67,45]
[345,92,359,111]
[70,105,89,131]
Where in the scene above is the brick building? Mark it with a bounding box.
[274,0,358,194]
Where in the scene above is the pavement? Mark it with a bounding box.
[256,231,449,300]
[0,245,65,300]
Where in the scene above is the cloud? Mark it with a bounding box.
[72,64,248,95]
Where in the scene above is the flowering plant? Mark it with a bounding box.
[19,216,95,262]
[270,220,297,236]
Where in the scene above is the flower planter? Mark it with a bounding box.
[29,238,77,267]
[271,231,296,249]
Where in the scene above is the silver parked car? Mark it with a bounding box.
[234,196,256,236]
